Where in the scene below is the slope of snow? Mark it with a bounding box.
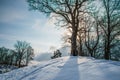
[0,56,120,80]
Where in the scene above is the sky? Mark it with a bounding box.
[0,0,64,55]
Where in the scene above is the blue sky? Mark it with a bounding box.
[0,0,64,54]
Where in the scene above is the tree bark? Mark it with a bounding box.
[104,0,110,60]
[71,27,78,56]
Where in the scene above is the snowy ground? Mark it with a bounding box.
[0,56,120,80]
[0,65,18,74]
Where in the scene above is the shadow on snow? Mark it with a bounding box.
[52,56,80,80]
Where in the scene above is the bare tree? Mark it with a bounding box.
[14,41,30,67]
[84,22,99,57]
[99,0,120,60]
[0,47,8,64]
[27,0,88,56]
[78,13,100,57]
[26,46,34,66]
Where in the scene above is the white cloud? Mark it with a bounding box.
[32,17,64,36]
[0,34,18,41]
[32,19,46,30]
[0,9,26,23]
[30,13,66,54]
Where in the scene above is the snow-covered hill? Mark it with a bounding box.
[0,56,120,80]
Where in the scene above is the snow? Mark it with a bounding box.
[0,65,18,74]
[0,56,120,80]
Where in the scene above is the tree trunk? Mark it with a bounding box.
[104,1,110,60]
[71,29,78,56]
[104,40,110,60]
[90,50,93,57]
[26,52,28,66]
[18,60,21,68]
[18,56,22,68]
[105,34,110,60]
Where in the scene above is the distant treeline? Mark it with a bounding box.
[0,41,34,67]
